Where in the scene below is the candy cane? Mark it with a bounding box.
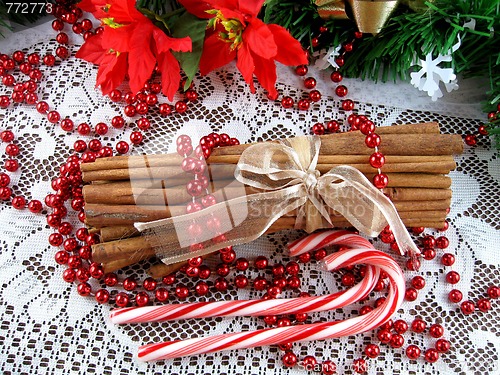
[112,229,405,361]
[288,229,374,256]
[136,247,404,361]
[111,251,379,324]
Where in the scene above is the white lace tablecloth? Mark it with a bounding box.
[0,18,499,375]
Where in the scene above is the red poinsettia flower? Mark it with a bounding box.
[75,0,192,100]
[179,0,308,99]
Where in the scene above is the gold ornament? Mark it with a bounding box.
[316,0,400,35]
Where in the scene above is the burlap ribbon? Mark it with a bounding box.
[135,136,419,265]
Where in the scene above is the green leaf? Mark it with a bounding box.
[172,12,208,90]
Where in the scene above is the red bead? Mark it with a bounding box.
[175,101,187,113]
[234,274,248,289]
[73,140,87,153]
[313,248,327,260]
[64,238,78,252]
[304,77,316,89]
[27,53,40,65]
[405,287,418,302]
[81,18,93,31]
[263,315,277,325]
[56,32,69,44]
[435,236,449,249]
[446,271,460,284]
[2,74,15,86]
[298,252,311,263]
[411,318,426,333]
[95,289,110,304]
[285,261,299,275]
[364,343,380,358]
[335,85,348,97]
[448,289,463,303]
[441,253,455,266]
[369,152,385,168]
[435,339,451,353]
[195,281,209,296]
[135,102,149,115]
[76,267,90,282]
[79,246,91,260]
[62,268,76,283]
[77,122,91,135]
[29,69,42,81]
[155,287,169,302]
[429,323,444,338]
[341,273,356,286]
[159,103,172,116]
[11,196,25,209]
[411,276,426,290]
[115,292,130,307]
[253,276,268,291]
[255,256,268,269]
[109,89,122,103]
[115,141,129,154]
[422,235,436,248]
[277,317,290,326]
[282,351,297,368]
[295,65,308,76]
[52,19,64,31]
[423,348,439,363]
[389,333,404,348]
[28,199,42,213]
[478,125,488,135]
[94,122,108,135]
[54,250,69,264]
[341,99,354,111]
[185,90,198,102]
[1,130,14,143]
[135,292,150,307]
[11,91,25,103]
[123,277,137,291]
[55,46,69,59]
[477,298,491,312]
[359,305,373,315]
[301,356,317,371]
[0,95,10,108]
[214,277,228,292]
[136,117,151,130]
[4,159,18,172]
[330,71,343,83]
[464,134,477,146]
[77,282,91,296]
[235,258,249,271]
[309,90,322,102]
[373,173,388,189]
[352,358,367,374]
[175,284,190,299]
[103,273,118,287]
[216,263,230,277]
[422,248,436,260]
[487,285,500,299]
[326,120,339,132]
[124,104,136,117]
[280,96,294,108]
[406,345,421,360]
[335,56,344,66]
[47,111,61,124]
[142,277,157,291]
[297,99,310,111]
[312,123,325,135]
[377,329,392,343]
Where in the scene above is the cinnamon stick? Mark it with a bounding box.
[80,122,442,173]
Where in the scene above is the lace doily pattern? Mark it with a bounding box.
[0,34,499,375]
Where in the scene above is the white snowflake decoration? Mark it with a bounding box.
[410,52,458,101]
[313,44,342,70]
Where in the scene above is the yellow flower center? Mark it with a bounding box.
[102,18,124,29]
[207,10,244,50]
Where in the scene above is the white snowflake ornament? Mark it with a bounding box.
[313,44,342,70]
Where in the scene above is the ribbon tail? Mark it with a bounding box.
[134,187,307,265]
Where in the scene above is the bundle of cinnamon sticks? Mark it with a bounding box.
[81,123,463,277]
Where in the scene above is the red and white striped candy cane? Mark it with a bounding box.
[288,229,373,257]
[130,244,405,361]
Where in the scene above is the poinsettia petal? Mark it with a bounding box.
[152,28,192,54]
[97,53,128,95]
[218,7,245,23]
[77,0,108,18]
[127,24,156,93]
[75,34,106,65]
[243,19,277,59]
[252,53,278,99]
[107,0,144,23]
[199,32,236,75]
[238,0,265,17]
[177,0,213,18]
[100,25,133,52]
[266,24,308,66]
[157,51,181,101]
[236,42,255,93]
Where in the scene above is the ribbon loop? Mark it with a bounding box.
[135,136,420,265]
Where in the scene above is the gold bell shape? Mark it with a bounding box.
[347,0,399,35]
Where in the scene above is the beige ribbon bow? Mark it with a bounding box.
[135,136,419,265]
